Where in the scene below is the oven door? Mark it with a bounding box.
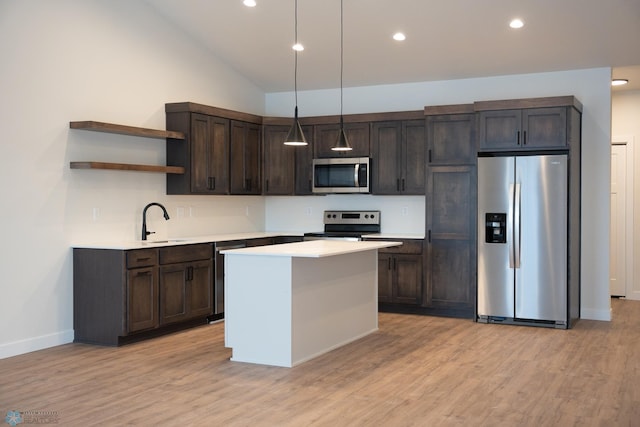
[312,157,370,194]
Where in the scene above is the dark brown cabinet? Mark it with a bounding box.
[166,102,262,195]
[371,239,423,306]
[126,264,159,333]
[190,114,230,194]
[477,107,568,151]
[262,125,295,195]
[73,244,213,346]
[371,120,426,194]
[424,166,477,316]
[158,244,213,325]
[314,122,370,158]
[424,107,477,318]
[230,120,261,195]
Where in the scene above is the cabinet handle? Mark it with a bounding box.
[401,179,405,192]
[396,179,400,192]
[136,257,151,262]
[428,149,432,163]
[388,258,392,270]
[266,179,269,192]
[517,131,521,145]
[136,270,151,276]
[428,229,431,243]
[523,131,527,145]
[308,179,312,192]
[208,176,216,190]
[187,266,193,281]
[393,258,397,270]
[245,178,251,191]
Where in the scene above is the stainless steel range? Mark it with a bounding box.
[304,210,381,241]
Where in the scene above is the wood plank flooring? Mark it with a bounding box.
[1,298,639,426]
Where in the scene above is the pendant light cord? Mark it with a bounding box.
[294,0,299,110]
[340,0,344,121]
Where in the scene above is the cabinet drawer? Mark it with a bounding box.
[126,249,158,268]
[159,244,212,264]
[376,239,423,254]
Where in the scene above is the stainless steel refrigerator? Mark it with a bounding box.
[477,154,575,328]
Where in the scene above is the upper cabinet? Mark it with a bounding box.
[371,119,426,195]
[262,124,314,195]
[475,96,582,152]
[426,109,476,166]
[313,122,370,158]
[165,103,262,195]
[230,120,261,195]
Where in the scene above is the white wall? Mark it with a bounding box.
[0,0,267,358]
[266,68,613,321]
[612,90,640,300]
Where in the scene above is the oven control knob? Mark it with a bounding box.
[370,214,375,219]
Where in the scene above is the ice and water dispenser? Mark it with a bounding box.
[485,213,506,243]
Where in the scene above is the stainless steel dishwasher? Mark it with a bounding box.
[213,240,246,320]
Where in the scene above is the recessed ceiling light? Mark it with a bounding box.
[393,32,406,41]
[612,79,629,86]
[509,18,524,29]
[243,0,256,7]
[292,43,304,51]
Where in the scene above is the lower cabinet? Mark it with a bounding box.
[73,244,213,346]
[372,239,423,307]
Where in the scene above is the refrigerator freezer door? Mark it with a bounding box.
[477,156,515,318]
[514,155,568,322]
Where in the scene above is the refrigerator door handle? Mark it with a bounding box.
[508,183,515,268]
[514,183,522,268]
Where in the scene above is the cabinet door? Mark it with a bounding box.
[191,114,229,194]
[230,121,261,194]
[313,122,370,158]
[188,260,213,318]
[425,165,476,316]
[371,121,402,194]
[394,255,422,305]
[377,253,394,303]
[263,125,295,195]
[522,107,567,148]
[159,263,189,325]
[478,109,522,151]
[402,120,426,194]
[126,266,159,333]
[295,125,314,195]
[427,114,475,165]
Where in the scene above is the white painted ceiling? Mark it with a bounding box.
[145,0,640,93]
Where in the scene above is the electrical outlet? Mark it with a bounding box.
[305,207,312,216]
[401,206,409,216]
[92,207,99,221]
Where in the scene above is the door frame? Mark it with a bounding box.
[611,135,635,299]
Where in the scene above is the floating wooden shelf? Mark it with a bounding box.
[70,121,185,140]
[70,162,185,174]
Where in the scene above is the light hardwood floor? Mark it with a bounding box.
[1,298,639,426]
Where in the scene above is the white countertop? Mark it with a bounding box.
[71,232,301,250]
[71,232,423,250]
[221,239,402,258]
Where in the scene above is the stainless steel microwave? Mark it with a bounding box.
[312,157,370,194]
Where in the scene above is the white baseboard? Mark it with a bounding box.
[580,307,612,321]
[0,330,74,359]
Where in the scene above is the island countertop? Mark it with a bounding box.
[221,239,402,258]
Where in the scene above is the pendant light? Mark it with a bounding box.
[284,0,308,146]
[332,0,352,151]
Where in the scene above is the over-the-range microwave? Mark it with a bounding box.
[312,157,370,194]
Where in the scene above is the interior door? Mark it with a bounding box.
[610,143,627,296]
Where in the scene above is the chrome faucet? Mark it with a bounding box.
[141,202,170,240]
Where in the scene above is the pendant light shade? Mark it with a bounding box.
[332,0,352,151]
[284,0,308,146]
[284,106,307,146]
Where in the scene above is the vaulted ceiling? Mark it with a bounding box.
[145,0,640,93]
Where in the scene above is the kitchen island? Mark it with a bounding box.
[222,240,401,367]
